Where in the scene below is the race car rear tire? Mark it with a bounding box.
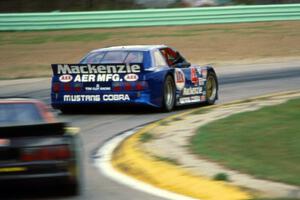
[162,75,176,112]
[65,163,82,195]
[205,71,218,105]
[66,180,79,196]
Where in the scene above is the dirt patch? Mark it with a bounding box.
[0,21,299,79]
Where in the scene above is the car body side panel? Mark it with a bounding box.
[174,65,207,106]
[144,67,174,108]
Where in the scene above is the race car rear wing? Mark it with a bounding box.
[0,122,67,138]
[51,64,143,75]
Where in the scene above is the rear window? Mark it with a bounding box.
[80,51,144,64]
[0,103,45,126]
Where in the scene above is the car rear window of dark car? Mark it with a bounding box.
[80,51,144,64]
[0,103,45,126]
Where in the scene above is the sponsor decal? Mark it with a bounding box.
[54,64,141,83]
[174,68,185,90]
[59,74,73,83]
[191,67,198,85]
[64,95,101,102]
[56,64,141,74]
[73,74,120,82]
[179,96,201,104]
[103,94,130,101]
[85,85,111,91]
[124,74,139,82]
[63,94,130,102]
[182,87,202,96]
[0,139,10,147]
[198,78,205,86]
[201,68,208,78]
[196,68,207,78]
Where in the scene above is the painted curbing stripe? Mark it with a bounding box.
[94,128,198,200]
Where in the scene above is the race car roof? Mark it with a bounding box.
[91,45,167,52]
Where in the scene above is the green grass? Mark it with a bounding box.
[192,107,212,115]
[139,132,154,143]
[171,117,183,121]
[213,172,230,182]
[0,32,111,45]
[153,155,179,165]
[190,98,300,186]
[0,21,297,46]
[159,120,170,126]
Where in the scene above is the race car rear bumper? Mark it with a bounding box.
[51,91,160,109]
[0,160,74,181]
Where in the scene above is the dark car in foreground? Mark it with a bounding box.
[51,45,218,112]
[0,98,82,195]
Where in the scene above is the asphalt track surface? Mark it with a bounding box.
[0,62,300,199]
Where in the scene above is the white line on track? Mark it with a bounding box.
[94,127,198,200]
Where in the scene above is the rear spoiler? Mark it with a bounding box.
[0,122,67,138]
[51,64,143,75]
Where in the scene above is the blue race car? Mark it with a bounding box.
[51,45,218,112]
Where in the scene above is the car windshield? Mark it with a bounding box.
[80,51,144,64]
[0,103,45,126]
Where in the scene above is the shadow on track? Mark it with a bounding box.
[57,103,211,116]
[57,105,163,115]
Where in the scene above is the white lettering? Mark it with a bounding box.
[96,74,120,82]
[63,95,101,102]
[179,96,201,104]
[71,65,80,74]
[55,64,141,75]
[57,64,71,74]
[80,66,89,74]
[182,87,202,96]
[97,65,106,73]
[103,94,130,101]
[117,64,126,73]
[131,64,141,73]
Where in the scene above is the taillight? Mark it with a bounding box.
[53,83,83,92]
[53,83,60,93]
[112,81,148,92]
[21,145,71,162]
[135,81,148,91]
[112,83,122,92]
[124,83,132,91]
[74,83,82,92]
[64,83,71,92]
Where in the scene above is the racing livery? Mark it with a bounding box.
[51,45,218,112]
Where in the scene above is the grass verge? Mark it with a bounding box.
[191,98,300,186]
[139,132,154,143]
